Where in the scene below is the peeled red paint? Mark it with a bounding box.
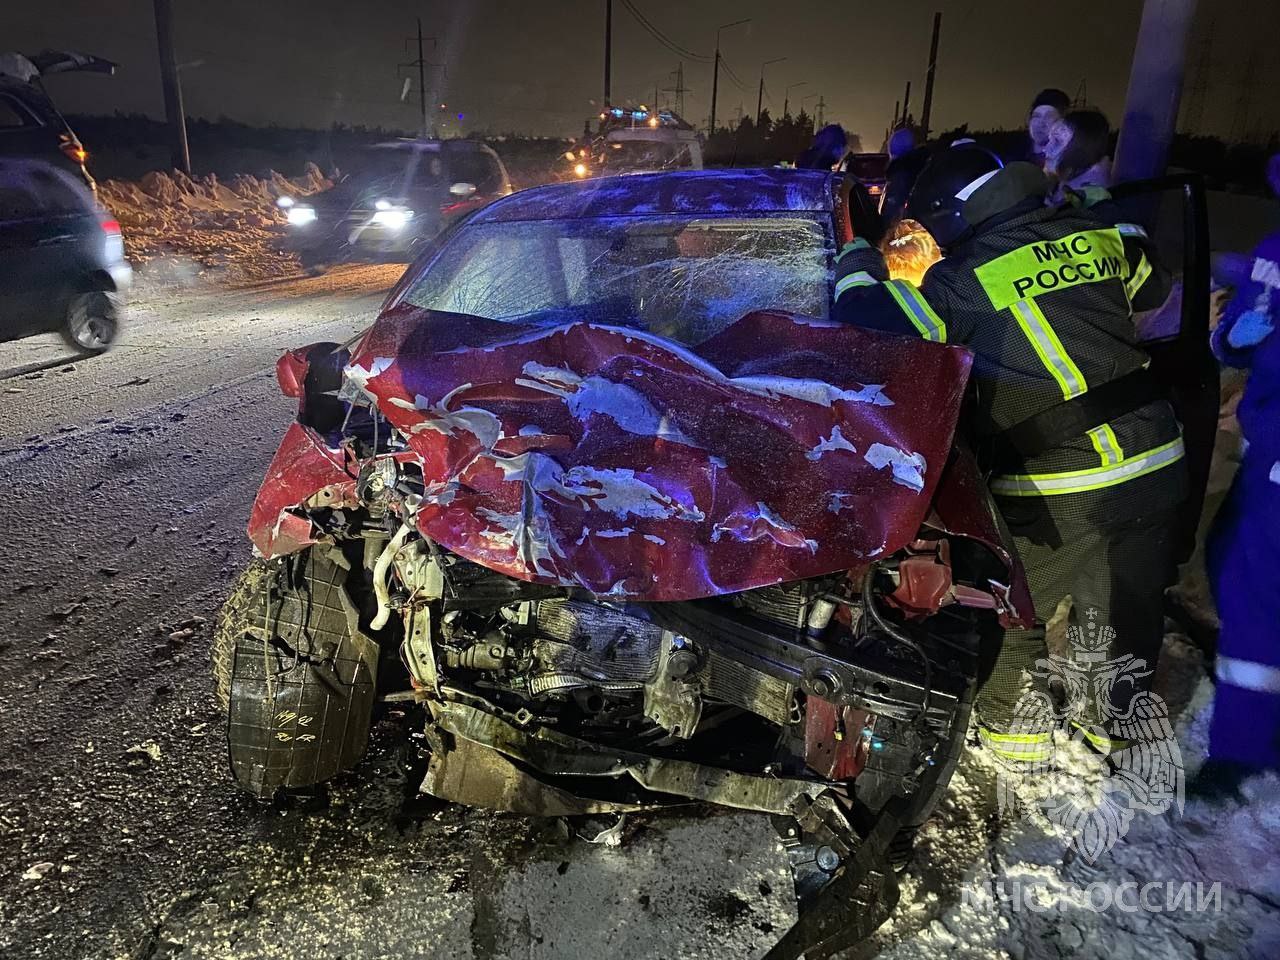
[288,305,974,602]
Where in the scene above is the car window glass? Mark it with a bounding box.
[404,215,832,345]
[25,165,91,213]
[447,152,501,192]
[0,96,35,129]
[418,230,562,317]
[0,181,41,219]
[412,155,446,192]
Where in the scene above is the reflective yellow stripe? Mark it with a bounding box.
[979,728,1052,762]
[1011,298,1088,399]
[974,228,1127,309]
[1070,721,1129,752]
[883,279,947,342]
[1087,423,1123,466]
[1125,252,1154,301]
[991,437,1185,497]
[834,271,879,298]
[983,731,1051,745]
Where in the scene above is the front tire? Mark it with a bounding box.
[213,548,380,797]
[61,290,120,354]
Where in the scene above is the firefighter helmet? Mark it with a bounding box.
[909,146,1048,249]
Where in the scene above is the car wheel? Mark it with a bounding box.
[61,290,120,354]
[215,548,381,797]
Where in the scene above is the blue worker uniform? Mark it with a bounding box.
[1207,233,1280,768]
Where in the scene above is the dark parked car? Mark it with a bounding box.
[0,158,130,353]
[281,138,511,270]
[842,151,889,200]
[0,50,116,190]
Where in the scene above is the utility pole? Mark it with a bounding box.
[665,62,687,117]
[1113,0,1198,181]
[710,49,720,135]
[1182,15,1214,136]
[416,18,428,136]
[400,23,439,137]
[783,81,807,119]
[1230,38,1260,144]
[710,19,751,137]
[919,11,942,139]
[902,81,912,128]
[152,0,190,174]
[893,99,900,128]
[756,57,785,126]
[604,0,613,106]
[817,95,826,128]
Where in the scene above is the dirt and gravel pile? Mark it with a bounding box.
[96,164,331,287]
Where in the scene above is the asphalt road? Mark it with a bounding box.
[0,268,798,960]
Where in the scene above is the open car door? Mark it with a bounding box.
[1108,173,1217,564]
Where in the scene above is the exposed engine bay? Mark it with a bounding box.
[220,447,1006,960]
[219,306,1034,959]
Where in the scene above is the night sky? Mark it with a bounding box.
[8,1,1280,145]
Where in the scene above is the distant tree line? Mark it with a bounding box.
[64,112,570,185]
[65,110,1279,195]
[703,109,862,167]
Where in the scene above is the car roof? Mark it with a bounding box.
[473,168,834,223]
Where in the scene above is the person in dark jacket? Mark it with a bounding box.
[796,124,849,170]
[879,126,932,232]
[834,147,1184,762]
[1044,109,1113,202]
[1027,88,1071,167]
[1204,153,1280,774]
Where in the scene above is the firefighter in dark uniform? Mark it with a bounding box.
[834,147,1186,763]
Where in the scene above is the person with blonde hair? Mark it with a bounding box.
[881,218,942,286]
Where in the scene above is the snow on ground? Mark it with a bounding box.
[871,641,1280,960]
[97,164,331,289]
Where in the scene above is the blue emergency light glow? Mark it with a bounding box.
[632,111,647,120]
[610,108,625,118]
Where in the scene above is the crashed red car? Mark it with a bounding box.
[215,169,1032,958]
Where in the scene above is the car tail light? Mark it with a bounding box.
[61,139,89,165]
[101,218,125,262]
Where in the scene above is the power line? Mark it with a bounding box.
[718,55,747,92]
[617,0,713,63]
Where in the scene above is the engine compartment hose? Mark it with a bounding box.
[370,522,414,630]
[862,565,933,722]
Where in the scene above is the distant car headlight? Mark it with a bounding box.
[287,205,317,226]
[371,208,414,230]
[574,163,589,178]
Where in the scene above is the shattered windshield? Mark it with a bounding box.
[403,215,833,345]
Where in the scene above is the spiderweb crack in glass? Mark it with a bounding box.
[402,215,832,347]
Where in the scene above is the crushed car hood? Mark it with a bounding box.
[252,307,975,602]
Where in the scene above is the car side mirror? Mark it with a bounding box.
[450,182,477,197]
